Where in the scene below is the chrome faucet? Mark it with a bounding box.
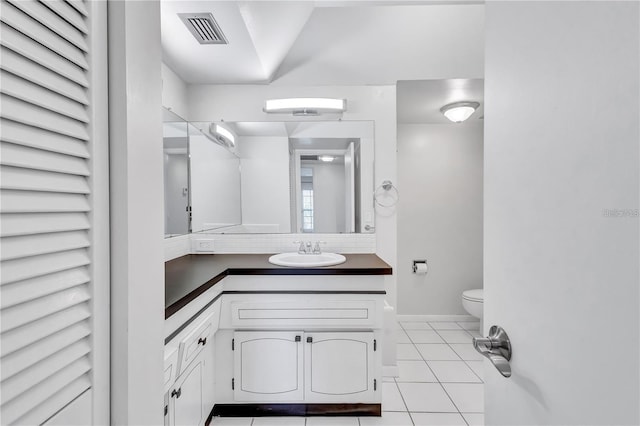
[294,241,306,254]
[313,241,325,254]
[294,241,313,254]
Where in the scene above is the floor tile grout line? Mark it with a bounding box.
[439,325,485,383]
[405,331,470,421]
[398,321,483,425]
[430,326,484,383]
[392,377,415,425]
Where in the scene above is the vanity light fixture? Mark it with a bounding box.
[318,155,335,162]
[263,98,347,116]
[440,101,480,123]
[208,123,235,147]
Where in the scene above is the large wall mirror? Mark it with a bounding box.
[163,109,190,237]
[163,111,375,237]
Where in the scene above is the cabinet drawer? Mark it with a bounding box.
[230,300,377,328]
[177,313,213,376]
[164,345,179,393]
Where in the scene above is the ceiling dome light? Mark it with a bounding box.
[440,101,480,123]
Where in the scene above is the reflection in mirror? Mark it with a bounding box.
[163,109,189,238]
[188,122,242,233]
[191,120,375,234]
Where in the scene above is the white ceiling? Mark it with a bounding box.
[161,1,485,86]
[397,78,484,124]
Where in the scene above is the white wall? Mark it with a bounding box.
[312,163,346,233]
[397,123,483,315]
[485,2,638,424]
[161,62,188,119]
[238,136,291,232]
[187,85,397,305]
[108,1,164,424]
[190,133,242,232]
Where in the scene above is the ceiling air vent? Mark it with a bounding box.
[178,13,228,45]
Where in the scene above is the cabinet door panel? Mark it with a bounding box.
[305,332,375,402]
[171,359,204,426]
[234,331,303,401]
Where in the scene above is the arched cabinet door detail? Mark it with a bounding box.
[233,331,304,402]
[305,332,375,402]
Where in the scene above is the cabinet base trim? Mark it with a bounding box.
[210,403,381,418]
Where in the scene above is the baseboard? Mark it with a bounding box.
[396,314,476,322]
[382,365,399,378]
[212,403,381,417]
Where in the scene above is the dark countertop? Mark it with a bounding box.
[165,253,392,319]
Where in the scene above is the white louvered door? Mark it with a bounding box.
[0,0,109,424]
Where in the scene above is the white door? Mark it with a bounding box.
[484,2,639,425]
[233,331,304,402]
[170,357,204,426]
[304,332,376,402]
[0,1,109,424]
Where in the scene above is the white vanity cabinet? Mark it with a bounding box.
[168,350,205,426]
[232,330,376,403]
[214,276,385,411]
[164,299,221,426]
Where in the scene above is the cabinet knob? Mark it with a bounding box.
[198,337,207,346]
[306,336,313,343]
[295,335,301,342]
[171,388,182,399]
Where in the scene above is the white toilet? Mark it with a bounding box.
[462,289,484,332]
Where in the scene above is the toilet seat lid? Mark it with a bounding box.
[462,289,483,302]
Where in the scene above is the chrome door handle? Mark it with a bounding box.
[473,325,512,378]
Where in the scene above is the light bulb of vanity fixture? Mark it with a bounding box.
[318,155,335,162]
[208,123,235,147]
[263,98,347,115]
[440,101,480,123]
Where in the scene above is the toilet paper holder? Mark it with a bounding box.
[412,260,428,274]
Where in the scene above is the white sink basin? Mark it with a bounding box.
[268,252,346,268]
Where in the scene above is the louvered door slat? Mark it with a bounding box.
[0,47,89,105]
[41,0,88,34]
[64,0,88,17]
[1,95,89,140]
[1,324,90,381]
[1,305,90,357]
[1,2,88,69]
[1,230,90,261]
[0,267,90,308]
[1,212,90,237]
[1,286,90,333]
[0,24,88,87]
[1,339,90,404]
[0,249,90,285]
[1,190,90,213]
[1,166,89,193]
[7,0,87,51]
[1,142,90,175]
[1,360,90,424]
[13,375,91,425]
[0,118,89,158]
[1,71,89,123]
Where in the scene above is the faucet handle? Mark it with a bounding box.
[293,241,305,254]
[313,241,326,254]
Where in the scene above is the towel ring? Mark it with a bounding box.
[374,180,399,208]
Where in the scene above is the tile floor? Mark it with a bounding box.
[211,321,485,426]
